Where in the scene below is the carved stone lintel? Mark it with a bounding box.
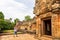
[52,8,60,14]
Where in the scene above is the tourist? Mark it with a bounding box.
[14,27,18,37]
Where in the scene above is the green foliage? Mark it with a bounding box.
[9,18,12,21]
[0,19,15,31]
[0,12,24,32]
[14,18,20,25]
[0,12,4,20]
[0,12,4,30]
[0,19,4,29]
[2,19,15,30]
[25,15,31,21]
[0,12,15,32]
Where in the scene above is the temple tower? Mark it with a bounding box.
[33,0,60,40]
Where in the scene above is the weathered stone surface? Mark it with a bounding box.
[33,0,60,40]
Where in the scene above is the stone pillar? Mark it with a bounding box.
[35,16,38,37]
[52,13,60,39]
[35,15,41,38]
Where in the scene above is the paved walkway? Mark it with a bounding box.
[0,34,38,40]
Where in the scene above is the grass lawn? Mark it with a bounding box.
[3,30,23,34]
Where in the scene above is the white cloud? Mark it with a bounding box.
[0,0,35,21]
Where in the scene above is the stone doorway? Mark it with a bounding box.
[42,17,52,36]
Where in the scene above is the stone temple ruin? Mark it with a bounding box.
[33,0,60,40]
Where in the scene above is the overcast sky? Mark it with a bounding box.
[0,0,35,21]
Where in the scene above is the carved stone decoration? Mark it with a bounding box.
[39,0,48,14]
[46,0,53,11]
[36,9,40,16]
[52,0,60,13]
[52,1,60,9]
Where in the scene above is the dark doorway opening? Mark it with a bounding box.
[43,19,52,36]
[25,28,27,30]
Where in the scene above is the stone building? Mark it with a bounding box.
[29,17,36,33]
[21,18,36,33]
[14,21,23,30]
[33,0,60,40]
[15,18,36,33]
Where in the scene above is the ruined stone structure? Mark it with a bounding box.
[16,18,36,33]
[33,0,60,40]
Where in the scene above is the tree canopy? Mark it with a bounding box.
[0,12,4,20]
[0,12,15,31]
[14,18,20,25]
[25,15,31,21]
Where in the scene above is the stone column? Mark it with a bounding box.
[38,17,41,39]
[35,15,41,38]
[52,13,60,39]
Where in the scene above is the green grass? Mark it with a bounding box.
[3,30,14,33]
[3,30,22,34]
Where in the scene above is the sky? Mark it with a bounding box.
[0,0,35,21]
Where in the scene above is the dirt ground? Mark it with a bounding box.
[0,33,38,40]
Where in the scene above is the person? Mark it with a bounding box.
[14,21,20,37]
[14,27,18,37]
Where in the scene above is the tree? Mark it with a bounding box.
[0,19,4,30]
[0,12,4,31]
[3,19,14,30]
[0,12,14,31]
[14,18,20,25]
[9,18,12,22]
[25,15,31,21]
[0,12,4,20]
